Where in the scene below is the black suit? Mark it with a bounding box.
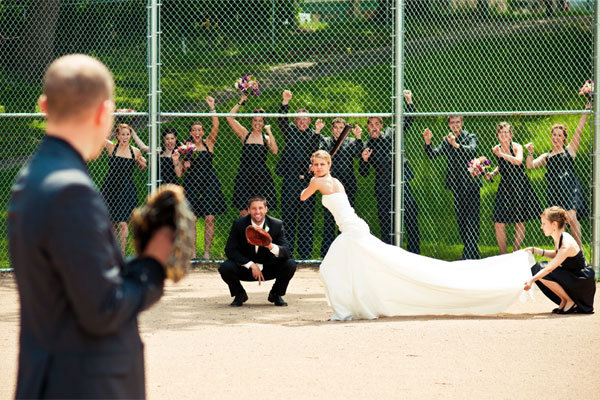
[219,215,296,297]
[359,116,420,253]
[275,103,323,258]
[8,136,165,399]
[425,129,482,259]
[320,136,362,256]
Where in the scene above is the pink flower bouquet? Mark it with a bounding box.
[578,80,594,100]
[468,156,492,179]
[234,75,260,96]
[176,142,197,161]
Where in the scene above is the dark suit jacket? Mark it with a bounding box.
[8,136,165,399]
[275,104,323,179]
[321,136,362,198]
[225,215,291,266]
[424,129,482,192]
[359,104,417,189]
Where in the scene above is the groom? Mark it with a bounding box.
[219,196,296,307]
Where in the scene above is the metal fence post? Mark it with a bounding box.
[393,0,406,247]
[593,0,600,277]
[148,0,159,194]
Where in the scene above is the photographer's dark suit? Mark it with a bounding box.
[219,215,296,297]
[275,103,322,259]
[8,136,165,399]
[320,136,362,257]
[425,130,482,259]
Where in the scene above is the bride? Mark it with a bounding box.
[301,150,535,320]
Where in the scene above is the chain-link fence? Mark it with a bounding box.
[0,0,597,269]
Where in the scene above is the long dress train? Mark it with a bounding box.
[320,192,535,320]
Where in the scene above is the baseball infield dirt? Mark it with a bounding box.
[1,268,599,399]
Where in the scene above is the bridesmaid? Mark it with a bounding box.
[226,93,278,217]
[525,103,590,250]
[182,96,227,260]
[130,126,181,185]
[101,123,147,253]
[524,206,595,314]
[485,122,541,254]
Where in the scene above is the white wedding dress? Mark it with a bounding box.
[320,192,535,320]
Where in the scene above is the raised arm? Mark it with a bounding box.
[566,102,591,156]
[353,125,363,157]
[300,177,320,201]
[278,90,293,138]
[359,147,372,176]
[264,125,278,155]
[204,96,219,150]
[104,137,116,153]
[493,143,523,166]
[226,94,249,141]
[403,90,415,134]
[423,129,447,159]
[130,127,150,153]
[171,150,184,177]
[524,142,547,169]
[133,147,147,170]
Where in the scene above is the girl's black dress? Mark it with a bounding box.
[101,145,138,222]
[183,140,227,217]
[232,132,278,210]
[493,142,541,223]
[531,233,595,314]
[159,155,179,185]
[545,149,588,216]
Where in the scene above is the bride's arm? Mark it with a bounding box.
[300,178,320,201]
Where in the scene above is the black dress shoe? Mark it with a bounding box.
[268,292,288,307]
[230,292,248,307]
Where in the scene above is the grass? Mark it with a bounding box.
[0,14,595,267]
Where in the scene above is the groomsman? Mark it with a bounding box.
[318,119,363,257]
[359,90,420,253]
[276,90,323,259]
[423,116,481,259]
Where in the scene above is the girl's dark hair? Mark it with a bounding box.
[161,127,180,148]
[188,121,204,142]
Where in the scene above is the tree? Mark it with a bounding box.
[12,0,61,83]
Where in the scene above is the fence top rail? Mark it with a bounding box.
[0,110,592,119]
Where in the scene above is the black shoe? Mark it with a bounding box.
[230,292,248,307]
[558,304,578,314]
[268,292,288,307]
[552,307,562,314]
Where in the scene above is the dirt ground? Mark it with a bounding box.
[1,268,599,399]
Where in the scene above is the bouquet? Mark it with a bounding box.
[176,142,197,161]
[234,75,260,96]
[468,156,492,179]
[578,80,594,100]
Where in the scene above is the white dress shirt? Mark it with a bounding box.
[244,219,280,271]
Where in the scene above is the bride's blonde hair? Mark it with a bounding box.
[311,150,331,164]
